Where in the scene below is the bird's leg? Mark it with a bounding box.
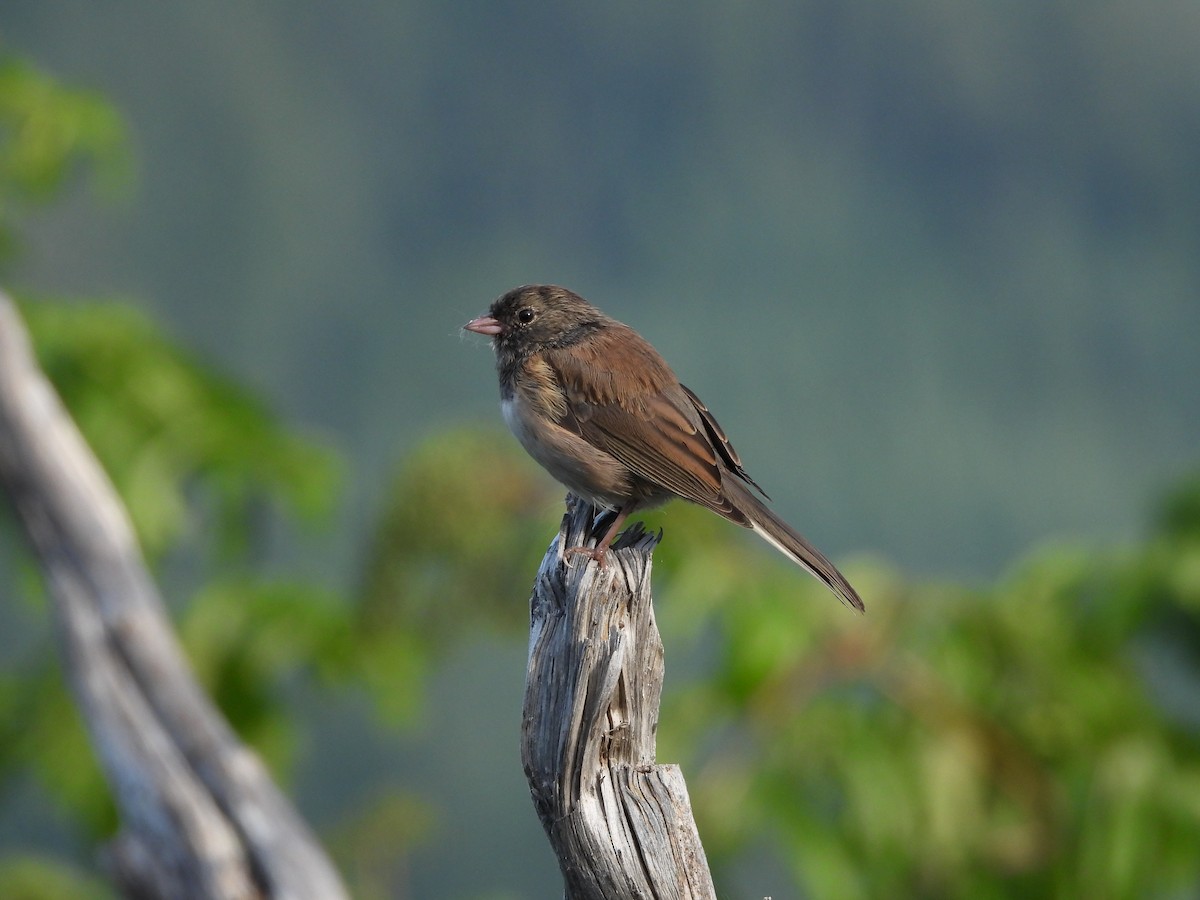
[565,503,634,568]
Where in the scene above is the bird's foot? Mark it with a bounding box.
[565,545,611,569]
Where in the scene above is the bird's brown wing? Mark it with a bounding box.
[543,326,745,518]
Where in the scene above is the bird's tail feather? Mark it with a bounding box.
[723,479,865,612]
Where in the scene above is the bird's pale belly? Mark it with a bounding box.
[501,396,634,509]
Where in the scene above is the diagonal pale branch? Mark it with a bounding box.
[0,291,348,899]
[522,496,716,900]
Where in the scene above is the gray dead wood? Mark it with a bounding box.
[0,291,348,900]
[522,497,717,900]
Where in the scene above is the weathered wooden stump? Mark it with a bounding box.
[521,496,716,899]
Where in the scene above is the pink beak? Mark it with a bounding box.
[464,315,503,336]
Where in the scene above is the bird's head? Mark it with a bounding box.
[464,284,608,359]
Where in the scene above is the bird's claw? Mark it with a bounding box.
[565,545,611,569]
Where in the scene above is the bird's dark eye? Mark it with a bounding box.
[516,307,536,325]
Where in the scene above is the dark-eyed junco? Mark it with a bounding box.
[465,284,863,612]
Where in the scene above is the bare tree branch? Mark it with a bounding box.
[0,291,348,900]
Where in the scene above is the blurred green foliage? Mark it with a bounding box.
[3,44,1200,900]
[651,494,1200,899]
[0,855,111,900]
[0,56,131,265]
[355,427,556,723]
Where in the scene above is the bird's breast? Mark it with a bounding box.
[500,390,633,509]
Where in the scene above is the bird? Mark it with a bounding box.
[464,284,864,612]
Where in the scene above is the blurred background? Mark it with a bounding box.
[1,3,1199,898]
